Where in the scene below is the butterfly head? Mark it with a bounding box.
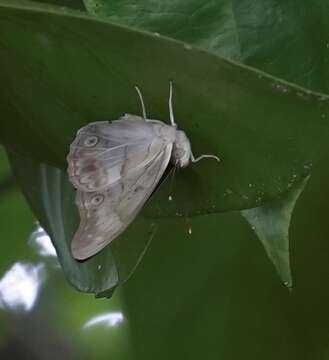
[172,130,191,168]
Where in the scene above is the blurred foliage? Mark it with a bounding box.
[0,146,132,359]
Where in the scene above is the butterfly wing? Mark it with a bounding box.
[71,144,173,260]
[67,114,172,192]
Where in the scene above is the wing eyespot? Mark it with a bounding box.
[84,136,99,147]
[90,194,105,206]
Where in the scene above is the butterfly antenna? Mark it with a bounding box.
[191,153,221,163]
[135,85,147,119]
[169,81,177,127]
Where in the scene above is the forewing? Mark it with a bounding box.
[71,143,173,260]
[67,115,166,192]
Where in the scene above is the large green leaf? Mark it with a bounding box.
[1,0,329,218]
[80,0,327,288]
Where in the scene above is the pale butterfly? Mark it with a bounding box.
[67,82,220,260]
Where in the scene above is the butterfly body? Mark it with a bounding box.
[67,83,219,260]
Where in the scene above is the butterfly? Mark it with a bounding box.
[67,82,220,260]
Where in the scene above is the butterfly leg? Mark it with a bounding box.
[134,85,147,119]
[191,152,220,163]
[169,81,177,127]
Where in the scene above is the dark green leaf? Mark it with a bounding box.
[83,0,329,92]
[1,1,329,217]
[83,0,241,60]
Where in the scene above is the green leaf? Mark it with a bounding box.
[1,0,329,217]
[8,150,155,295]
[82,0,329,92]
[83,0,242,60]
[241,176,309,288]
[76,0,327,293]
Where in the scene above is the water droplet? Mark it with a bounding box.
[272,83,289,93]
[296,92,308,99]
[168,195,172,201]
[184,43,192,50]
[188,227,192,235]
[154,32,160,37]
[98,265,101,270]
